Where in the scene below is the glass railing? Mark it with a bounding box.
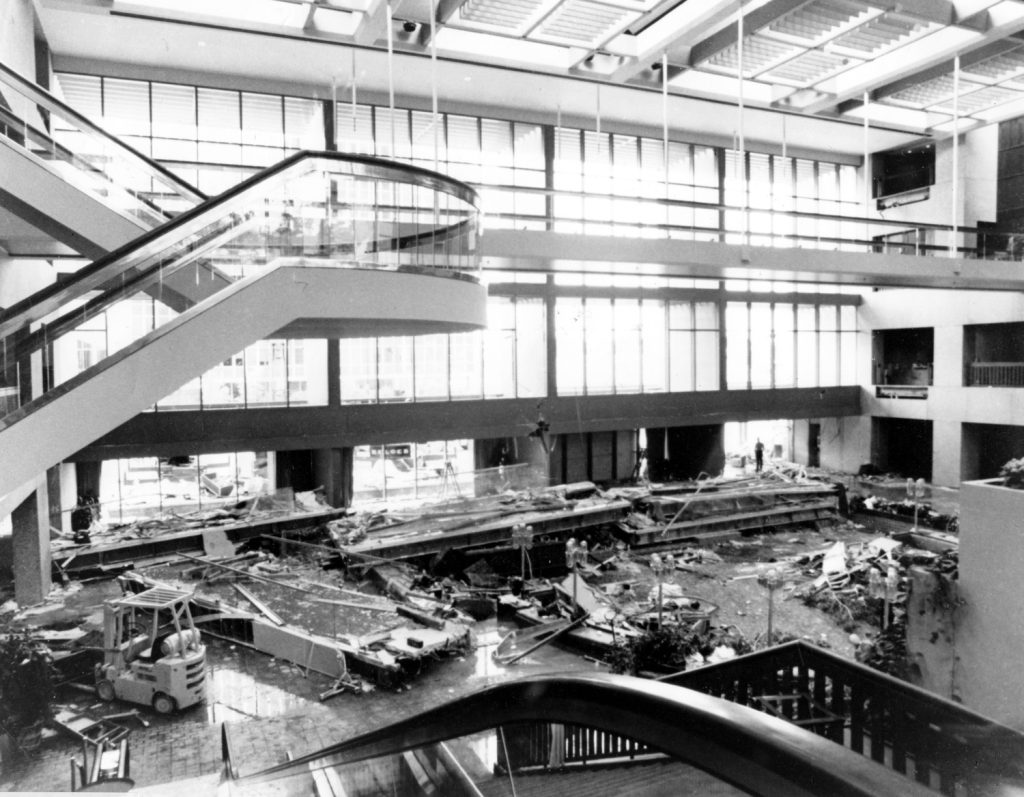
[0,60,205,226]
[0,150,480,424]
[473,180,1024,262]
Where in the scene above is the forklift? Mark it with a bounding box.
[96,585,207,714]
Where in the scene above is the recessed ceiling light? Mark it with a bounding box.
[198,40,206,47]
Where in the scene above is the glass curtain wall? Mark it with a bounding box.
[725,300,857,390]
[97,451,270,524]
[340,296,546,403]
[55,74,324,196]
[553,130,719,239]
[724,151,859,249]
[352,439,473,504]
[52,71,862,411]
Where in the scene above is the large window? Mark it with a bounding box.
[55,73,324,196]
[340,296,546,404]
[553,130,719,239]
[557,296,720,396]
[725,300,857,389]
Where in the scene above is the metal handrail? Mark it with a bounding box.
[0,60,205,205]
[0,149,480,344]
[238,672,934,796]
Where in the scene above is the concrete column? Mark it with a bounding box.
[12,478,51,606]
[312,447,351,508]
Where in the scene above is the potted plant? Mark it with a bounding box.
[0,629,55,754]
[999,457,1024,489]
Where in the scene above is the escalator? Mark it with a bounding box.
[224,673,939,797]
[0,150,485,501]
[0,60,205,259]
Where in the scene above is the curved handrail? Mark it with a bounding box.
[0,60,205,205]
[239,672,934,796]
[0,149,480,344]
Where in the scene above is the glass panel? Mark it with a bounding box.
[669,329,694,392]
[840,331,857,384]
[555,298,585,396]
[245,339,288,407]
[695,302,719,329]
[725,302,748,390]
[377,337,413,401]
[750,303,772,388]
[641,299,667,392]
[288,339,327,406]
[484,298,515,399]
[819,330,838,386]
[585,298,614,394]
[774,304,795,388]
[415,334,449,401]
[449,330,482,399]
[203,350,246,409]
[340,337,377,404]
[614,298,642,393]
[515,298,547,398]
[796,305,817,387]
[695,330,719,391]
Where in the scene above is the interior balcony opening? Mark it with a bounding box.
[961,422,1024,481]
[964,322,1024,387]
[872,327,933,399]
[871,417,932,482]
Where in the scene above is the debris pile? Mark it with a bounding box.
[849,493,958,533]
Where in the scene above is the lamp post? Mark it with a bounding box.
[907,477,926,532]
[565,538,588,612]
[511,523,534,582]
[649,553,675,630]
[757,567,784,647]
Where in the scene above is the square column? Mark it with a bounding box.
[12,479,51,606]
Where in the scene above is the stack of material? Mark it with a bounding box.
[617,477,840,546]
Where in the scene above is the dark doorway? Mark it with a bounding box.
[646,425,725,481]
[808,423,821,468]
[872,417,933,481]
[961,423,1024,481]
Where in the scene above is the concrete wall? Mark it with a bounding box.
[853,290,1024,486]
[956,478,1024,729]
[0,0,40,125]
[811,414,871,473]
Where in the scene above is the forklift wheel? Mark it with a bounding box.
[96,680,116,702]
[152,692,176,714]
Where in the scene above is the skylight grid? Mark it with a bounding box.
[962,49,1024,83]
[766,0,872,45]
[931,84,1020,114]
[887,74,986,108]
[458,0,550,34]
[702,35,802,76]
[533,0,636,46]
[830,13,935,56]
[763,48,853,85]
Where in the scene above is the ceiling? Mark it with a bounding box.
[32,0,1024,158]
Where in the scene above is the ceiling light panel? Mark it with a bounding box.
[531,0,641,48]
[701,34,802,77]
[762,47,856,85]
[961,47,1024,83]
[885,74,984,107]
[765,0,882,46]
[829,12,941,58]
[455,0,554,36]
[931,84,1021,114]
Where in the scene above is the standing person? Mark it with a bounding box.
[754,438,765,473]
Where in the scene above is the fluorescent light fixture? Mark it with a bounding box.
[929,116,981,134]
[669,69,775,104]
[312,6,360,36]
[972,92,1024,122]
[114,0,309,28]
[841,102,932,130]
[434,27,573,70]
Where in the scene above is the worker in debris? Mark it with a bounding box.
[754,439,765,473]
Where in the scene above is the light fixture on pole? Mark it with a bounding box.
[649,552,675,630]
[511,523,533,582]
[907,477,926,532]
[757,567,784,647]
[565,538,588,613]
